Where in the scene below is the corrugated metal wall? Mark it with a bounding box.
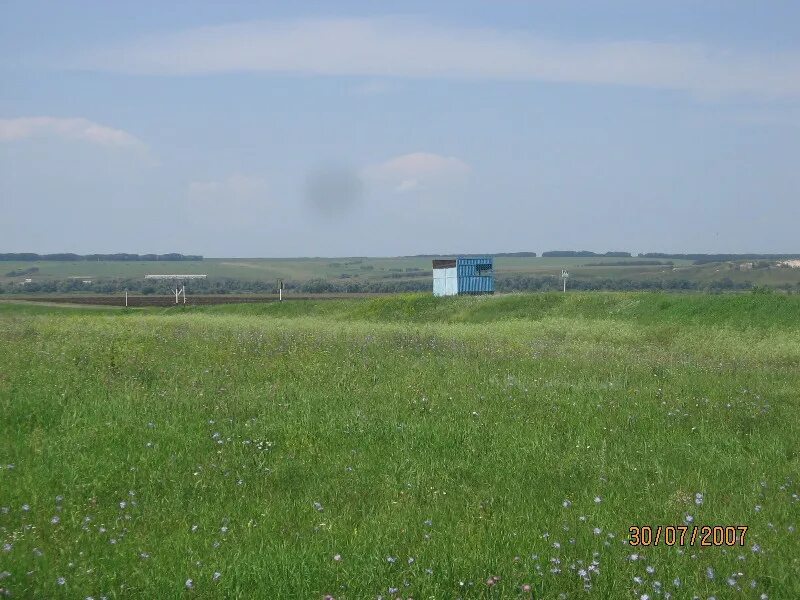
[456,257,494,294]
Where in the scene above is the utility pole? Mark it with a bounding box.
[561,269,569,293]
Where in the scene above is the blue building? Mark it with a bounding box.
[432,256,494,296]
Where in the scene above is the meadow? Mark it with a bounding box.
[0,256,699,287]
[1,293,798,599]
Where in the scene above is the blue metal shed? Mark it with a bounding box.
[432,256,494,296]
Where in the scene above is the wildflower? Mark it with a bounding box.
[423,519,432,526]
[563,499,572,508]
[706,566,715,580]
[684,514,694,524]
[594,496,602,504]
[386,556,397,564]
[191,525,198,532]
[57,577,66,585]
[185,579,194,589]
[51,516,60,525]
[695,493,704,505]
[313,502,324,512]
[1,544,11,553]
[521,584,531,592]
[333,554,342,562]
[646,565,655,574]
[21,504,30,512]
[673,577,681,587]
[754,505,762,512]
[593,527,602,535]
[751,543,761,553]
[213,572,221,581]
[634,576,643,584]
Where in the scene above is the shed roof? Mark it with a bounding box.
[432,259,457,269]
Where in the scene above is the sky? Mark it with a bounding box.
[1,1,799,257]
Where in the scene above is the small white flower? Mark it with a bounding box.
[185,579,194,589]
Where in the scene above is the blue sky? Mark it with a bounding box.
[1,1,799,256]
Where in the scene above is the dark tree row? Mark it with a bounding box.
[639,253,800,263]
[542,251,632,257]
[0,253,203,262]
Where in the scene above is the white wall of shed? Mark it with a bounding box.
[433,267,458,296]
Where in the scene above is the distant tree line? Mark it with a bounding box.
[402,252,538,258]
[542,251,632,257]
[0,253,203,261]
[582,261,673,267]
[5,266,39,277]
[638,253,800,263]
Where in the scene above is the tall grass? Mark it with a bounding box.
[1,293,798,598]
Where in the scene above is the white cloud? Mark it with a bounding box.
[72,17,800,99]
[363,152,471,193]
[0,116,144,148]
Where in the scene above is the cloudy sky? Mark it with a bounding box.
[1,1,799,256]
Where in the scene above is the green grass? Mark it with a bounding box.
[0,256,707,285]
[1,293,798,598]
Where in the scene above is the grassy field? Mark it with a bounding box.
[0,256,705,284]
[1,293,798,598]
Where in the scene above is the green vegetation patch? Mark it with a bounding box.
[1,293,798,598]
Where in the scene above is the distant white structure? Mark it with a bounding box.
[145,274,207,304]
[778,259,800,269]
[432,259,458,297]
